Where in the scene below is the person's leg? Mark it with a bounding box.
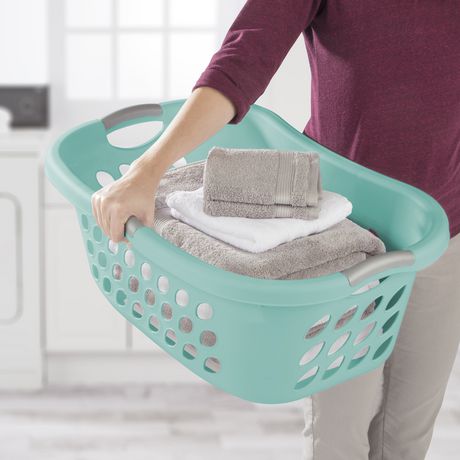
[368,232,460,460]
[301,365,384,460]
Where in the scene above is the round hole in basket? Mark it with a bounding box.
[335,306,358,329]
[175,289,189,307]
[183,344,197,360]
[373,336,393,360]
[348,345,370,369]
[124,249,135,268]
[128,276,139,292]
[179,316,193,333]
[165,329,177,346]
[305,315,331,339]
[204,357,221,373]
[91,264,99,280]
[108,240,118,254]
[96,171,115,187]
[144,289,155,306]
[386,286,406,311]
[295,365,319,389]
[141,262,152,280]
[157,275,169,293]
[299,341,325,366]
[161,302,173,320]
[196,303,213,320]
[200,330,217,347]
[87,240,94,255]
[361,296,383,320]
[132,302,144,319]
[149,315,160,332]
[112,263,122,280]
[354,321,377,346]
[81,214,89,230]
[328,332,351,355]
[102,277,111,293]
[93,226,103,242]
[116,289,127,306]
[98,252,107,268]
[382,311,399,334]
[119,164,130,175]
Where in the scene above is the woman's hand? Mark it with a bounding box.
[91,156,165,244]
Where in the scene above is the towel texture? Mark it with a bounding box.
[202,146,322,219]
[154,161,386,280]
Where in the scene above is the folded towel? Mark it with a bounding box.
[202,146,322,219]
[167,187,352,253]
[153,161,386,280]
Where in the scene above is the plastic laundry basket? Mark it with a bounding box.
[45,100,450,404]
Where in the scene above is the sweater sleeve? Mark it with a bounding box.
[191,0,324,124]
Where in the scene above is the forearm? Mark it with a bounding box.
[134,86,237,177]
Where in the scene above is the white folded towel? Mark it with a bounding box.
[165,187,353,253]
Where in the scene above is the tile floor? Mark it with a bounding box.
[0,353,458,460]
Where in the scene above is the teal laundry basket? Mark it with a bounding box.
[45,100,450,404]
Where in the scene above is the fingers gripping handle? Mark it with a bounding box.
[102,104,163,132]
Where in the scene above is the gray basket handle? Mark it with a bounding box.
[341,250,415,286]
[102,104,163,131]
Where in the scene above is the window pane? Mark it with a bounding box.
[169,32,216,98]
[117,0,164,27]
[117,33,164,99]
[169,0,218,27]
[66,0,112,28]
[66,34,113,99]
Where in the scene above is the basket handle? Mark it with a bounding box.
[102,103,163,133]
[341,250,415,286]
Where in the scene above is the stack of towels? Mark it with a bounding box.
[152,146,386,280]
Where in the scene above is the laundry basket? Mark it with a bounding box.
[45,100,450,404]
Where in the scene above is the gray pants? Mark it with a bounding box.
[302,232,460,459]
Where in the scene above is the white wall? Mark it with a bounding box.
[0,0,48,84]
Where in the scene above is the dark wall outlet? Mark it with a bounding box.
[0,86,49,128]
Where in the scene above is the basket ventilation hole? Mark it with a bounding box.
[119,164,130,175]
[102,277,111,293]
[87,240,94,255]
[305,315,331,339]
[81,214,89,230]
[335,306,358,329]
[327,355,344,371]
[179,316,193,333]
[161,302,173,320]
[354,321,377,346]
[112,264,122,280]
[141,262,152,280]
[98,252,107,268]
[149,315,160,332]
[96,171,115,187]
[328,332,351,355]
[108,240,118,254]
[116,290,127,306]
[91,264,99,280]
[183,344,197,360]
[175,289,189,307]
[386,286,406,310]
[299,341,324,366]
[172,157,187,168]
[157,275,169,293]
[124,250,135,268]
[165,329,177,346]
[382,312,399,334]
[204,357,221,373]
[296,366,319,388]
[93,226,103,242]
[144,289,155,306]
[361,297,383,320]
[196,303,213,320]
[200,330,217,347]
[128,276,139,292]
[351,278,380,295]
[373,336,393,360]
[132,302,144,319]
[348,345,370,369]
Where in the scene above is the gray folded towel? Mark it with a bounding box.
[154,161,385,280]
[202,146,322,220]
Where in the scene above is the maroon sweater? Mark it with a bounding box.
[192,0,460,237]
